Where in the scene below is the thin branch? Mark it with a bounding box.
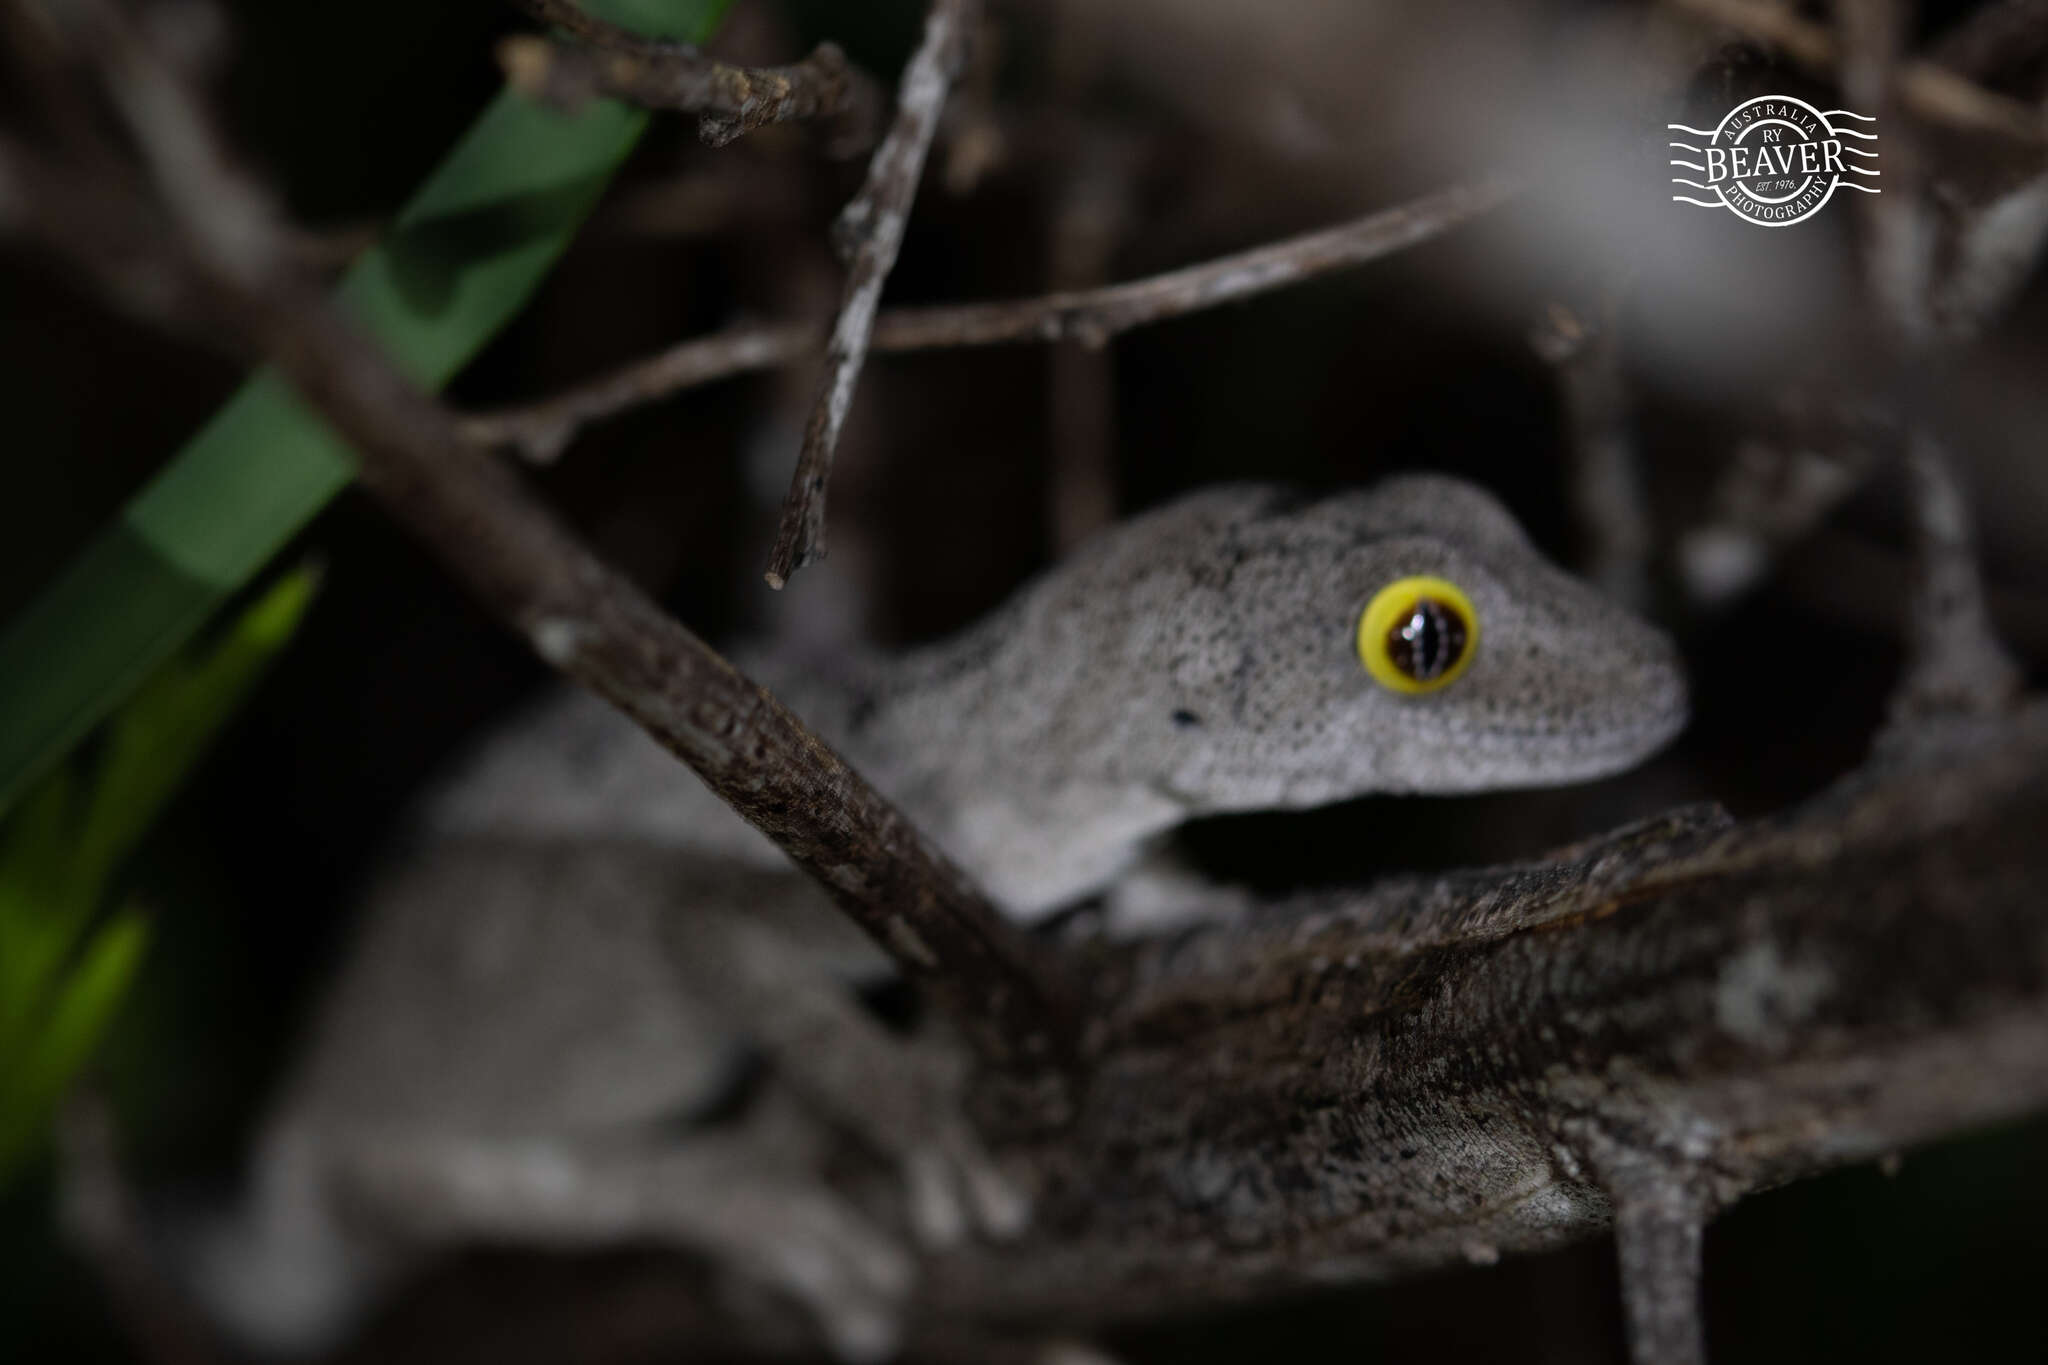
[1928,0,2048,81]
[511,0,660,52]
[766,0,977,589]
[1043,6,1128,553]
[1044,155,1127,552]
[462,321,818,463]
[1915,0,2048,342]
[1917,0,2048,344]
[1678,387,1897,607]
[593,154,813,239]
[1665,0,2048,143]
[1929,167,2048,338]
[1530,288,1653,610]
[939,1,1008,194]
[0,0,1075,1084]
[1837,0,1935,343]
[1678,385,2022,719]
[496,25,877,151]
[1882,436,2024,734]
[461,177,1518,464]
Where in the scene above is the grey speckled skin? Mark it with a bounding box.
[431,476,1688,920]
[193,476,1688,1356]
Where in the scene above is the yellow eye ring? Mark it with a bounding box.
[1357,576,1480,695]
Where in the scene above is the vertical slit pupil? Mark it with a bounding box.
[1385,597,1468,681]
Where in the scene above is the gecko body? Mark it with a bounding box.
[188,476,1688,1356]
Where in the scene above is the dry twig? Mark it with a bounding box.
[461,177,1518,463]
[1836,0,1935,342]
[766,0,978,589]
[1044,152,1129,552]
[1677,390,1894,607]
[500,0,877,152]
[1667,0,2048,143]
[1882,437,2025,732]
[464,322,817,463]
[1912,0,2048,342]
[1531,290,1653,609]
[1929,0,2048,81]
[1042,2,1128,552]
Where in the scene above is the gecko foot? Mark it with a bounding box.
[668,900,1034,1252]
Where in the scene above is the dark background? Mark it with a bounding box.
[3,0,2046,1360]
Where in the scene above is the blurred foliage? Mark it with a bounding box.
[0,567,318,1189]
[0,0,736,817]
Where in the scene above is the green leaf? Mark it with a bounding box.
[0,566,317,1026]
[0,565,317,1190]
[71,564,322,903]
[0,767,82,1014]
[0,907,150,1186]
[0,0,736,816]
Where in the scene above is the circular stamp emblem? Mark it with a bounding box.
[1669,95,1879,227]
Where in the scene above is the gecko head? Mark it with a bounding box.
[1034,476,1689,811]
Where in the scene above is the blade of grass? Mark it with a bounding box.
[66,565,321,906]
[0,0,735,815]
[0,566,317,1044]
[0,906,149,1185]
[0,565,317,1189]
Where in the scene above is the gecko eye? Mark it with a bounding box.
[1356,576,1479,694]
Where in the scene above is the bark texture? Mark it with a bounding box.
[908,707,2048,1333]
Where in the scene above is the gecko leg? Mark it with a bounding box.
[665,898,1030,1248]
[330,1123,914,1361]
[1096,844,1253,937]
[1605,1162,1710,1365]
[1559,1115,1715,1365]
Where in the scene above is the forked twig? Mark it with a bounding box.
[501,0,877,150]
[766,0,978,589]
[462,178,1518,463]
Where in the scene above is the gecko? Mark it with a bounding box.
[181,476,1688,1359]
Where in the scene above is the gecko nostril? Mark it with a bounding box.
[1171,709,1204,729]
